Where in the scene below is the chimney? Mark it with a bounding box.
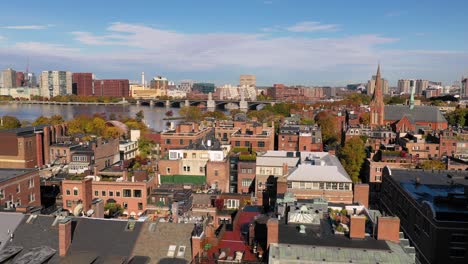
[267,218,279,249]
[123,170,128,181]
[91,198,104,218]
[172,201,179,223]
[353,184,369,208]
[93,166,99,176]
[248,223,255,246]
[59,218,72,257]
[377,216,400,243]
[349,215,366,239]
[282,163,289,176]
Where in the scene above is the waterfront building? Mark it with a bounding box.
[192,83,215,94]
[40,71,72,98]
[1,68,16,88]
[72,73,93,96]
[93,79,129,97]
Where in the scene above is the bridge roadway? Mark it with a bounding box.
[135,98,278,110]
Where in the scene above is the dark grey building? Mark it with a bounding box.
[380,168,468,264]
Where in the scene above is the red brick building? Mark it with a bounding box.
[0,169,41,209]
[72,73,93,96]
[93,79,129,97]
[160,123,212,156]
[277,124,323,152]
[213,120,275,152]
[15,72,25,87]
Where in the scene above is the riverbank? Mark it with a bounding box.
[7,100,131,106]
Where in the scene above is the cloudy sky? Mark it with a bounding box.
[0,0,467,86]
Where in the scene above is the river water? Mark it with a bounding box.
[0,103,180,132]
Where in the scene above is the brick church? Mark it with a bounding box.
[369,65,448,132]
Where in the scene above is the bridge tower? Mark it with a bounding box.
[239,91,248,112]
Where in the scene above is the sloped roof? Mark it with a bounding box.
[0,212,24,250]
[385,105,447,123]
[287,154,352,183]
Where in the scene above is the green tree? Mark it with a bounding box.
[420,160,446,170]
[0,116,21,130]
[338,137,366,183]
[32,116,51,126]
[345,93,371,105]
[315,111,339,144]
[104,203,123,217]
[50,115,65,125]
[203,111,228,120]
[359,112,370,125]
[135,110,144,122]
[138,137,155,159]
[179,106,202,122]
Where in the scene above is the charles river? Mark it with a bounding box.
[0,103,180,132]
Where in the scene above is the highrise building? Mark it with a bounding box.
[179,80,193,92]
[150,76,168,90]
[93,79,129,97]
[192,83,215,94]
[462,77,468,98]
[369,65,385,127]
[397,79,411,94]
[27,73,37,88]
[240,74,256,87]
[72,73,94,96]
[367,75,389,95]
[15,72,25,87]
[40,71,72,98]
[1,68,17,88]
[415,79,429,95]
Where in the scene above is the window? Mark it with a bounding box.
[16,184,20,193]
[166,167,171,174]
[192,153,196,159]
[167,245,177,257]
[199,167,204,173]
[247,168,253,174]
[74,188,78,196]
[242,179,251,187]
[123,189,131,197]
[123,202,128,209]
[180,139,184,145]
[134,190,142,197]
[225,199,240,209]
[28,178,34,188]
[94,191,99,196]
[66,189,71,195]
[116,191,121,197]
[241,168,247,173]
[258,141,265,147]
[450,247,466,258]
[244,141,250,147]
[0,189,4,199]
[66,200,72,207]
[29,193,35,203]
[375,176,382,182]
[375,167,382,172]
[138,202,143,210]
[214,170,219,176]
[102,191,106,196]
[235,141,240,147]
[166,139,171,144]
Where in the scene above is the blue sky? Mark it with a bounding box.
[0,0,467,86]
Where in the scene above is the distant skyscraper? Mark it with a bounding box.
[367,75,389,95]
[192,83,215,94]
[72,73,94,96]
[415,79,429,96]
[240,74,256,87]
[40,71,72,98]
[397,79,411,94]
[27,73,37,88]
[462,77,468,98]
[1,68,17,88]
[15,72,25,87]
[150,76,168,95]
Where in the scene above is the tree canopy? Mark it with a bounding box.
[179,106,202,122]
[420,160,446,170]
[0,115,21,130]
[338,137,366,183]
[315,111,339,145]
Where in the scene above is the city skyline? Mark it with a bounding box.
[0,0,467,86]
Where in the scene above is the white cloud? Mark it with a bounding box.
[1,24,54,30]
[13,42,79,56]
[286,21,339,32]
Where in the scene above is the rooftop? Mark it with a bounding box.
[385,105,447,123]
[0,124,48,136]
[0,168,37,184]
[387,169,468,222]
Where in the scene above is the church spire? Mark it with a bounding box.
[370,64,385,127]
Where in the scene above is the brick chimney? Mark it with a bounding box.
[353,184,369,208]
[59,218,72,257]
[122,170,128,181]
[93,166,99,176]
[91,198,104,218]
[349,215,366,239]
[267,218,279,249]
[282,163,289,176]
[377,216,400,243]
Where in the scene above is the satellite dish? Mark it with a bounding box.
[73,204,83,216]
[86,209,94,217]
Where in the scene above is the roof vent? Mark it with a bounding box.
[299,225,306,234]
[26,214,38,224]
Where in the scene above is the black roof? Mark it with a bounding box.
[0,124,49,136]
[278,219,390,251]
[0,168,37,184]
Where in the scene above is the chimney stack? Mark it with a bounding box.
[282,163,289,176]
[123,170,128,181]
[377,216,400,243]
[93,166,99,176]
[59,218,72,257]
[353,184,369,208]
[267,218,279,249]
[349,215,366,239]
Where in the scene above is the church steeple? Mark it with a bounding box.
[370,64,385,127]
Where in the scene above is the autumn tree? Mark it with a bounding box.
[420,160,446,170]
[359,112,370,125]
[0,115,21,130]
[138,137,155,159]
[315,111,339,145]
[203,111,228,120]
[179,106,202,122]
[135,110,144,122]
[338,137,366,183]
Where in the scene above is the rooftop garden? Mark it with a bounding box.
[160,175,206,184]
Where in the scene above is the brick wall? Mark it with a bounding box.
[206,160,229,192]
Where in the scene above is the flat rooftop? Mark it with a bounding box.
[0,125,48,136]
[278,219,390,251]
[389,169,468,221]
[0,169,37,183]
